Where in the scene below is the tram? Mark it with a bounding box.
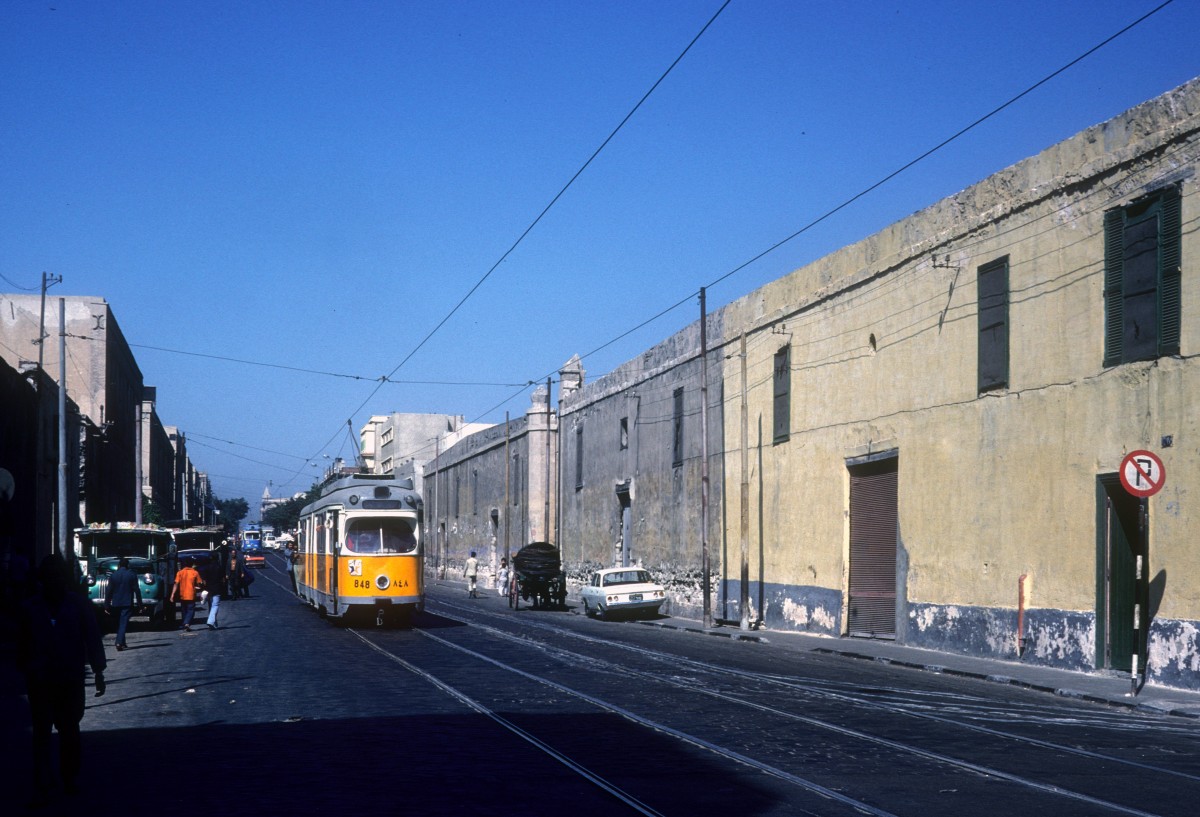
[295,472,424,626]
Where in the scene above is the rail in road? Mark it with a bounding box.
[385,591,1199,817]
[25,552,1194,817]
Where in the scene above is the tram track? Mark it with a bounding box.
[255,559,1196,815]
[422,595,1193,816]
[431,596,1200,771]
[351,625,900,817]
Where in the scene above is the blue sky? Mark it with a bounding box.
[3,1,1196,506]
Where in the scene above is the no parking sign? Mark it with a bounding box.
[1120,450,1166,498]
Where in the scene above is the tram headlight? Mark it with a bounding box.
[348,494,359,505]
[375,574,390,591]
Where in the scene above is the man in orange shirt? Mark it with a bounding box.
[170,558,204,632]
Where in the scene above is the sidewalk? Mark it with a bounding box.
[637,613,1200,720]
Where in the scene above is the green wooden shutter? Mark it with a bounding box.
[1158,184,1182,356]
[977,256,1009,392]
[773,346,790,443]
[1103,209,1125,367]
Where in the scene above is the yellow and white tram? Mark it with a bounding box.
[295,473,424,626]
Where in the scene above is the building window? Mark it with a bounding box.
[511,453,520,506]
[672,387,684,467]
[977,255,1009,392]
[619,417,628,450]
[1103,185,1182,366]
[773,346,790,443]
[575,424,584,490]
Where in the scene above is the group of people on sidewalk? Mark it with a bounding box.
[166,541,254,634]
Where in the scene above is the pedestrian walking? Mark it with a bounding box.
[103,556,142,650]
[286,543,297,593]
[170,558,204,632]
[464,551,479,598]
[227,547,243,600]
[17,554,107,805]
[497,558,510,597]
[202,552,224,630]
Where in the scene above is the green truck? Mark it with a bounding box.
[76,523,178,627]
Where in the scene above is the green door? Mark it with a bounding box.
[1096,476,1141,673]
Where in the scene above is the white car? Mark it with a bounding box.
[581,567,665,619]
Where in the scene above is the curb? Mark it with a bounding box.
[624,613,1200,721]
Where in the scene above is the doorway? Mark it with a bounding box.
[847,454,899,638]
[1096,475,1145,673]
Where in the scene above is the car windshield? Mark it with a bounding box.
[603,570,652,586]
[344,518,417,554]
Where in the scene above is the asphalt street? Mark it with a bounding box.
[3,551,1199,817]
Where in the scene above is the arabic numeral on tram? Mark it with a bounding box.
[353,578,372,589]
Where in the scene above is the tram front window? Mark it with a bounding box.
[344,518,417,554]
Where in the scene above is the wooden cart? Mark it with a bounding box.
[508,541,567,610]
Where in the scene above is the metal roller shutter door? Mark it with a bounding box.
[848,459,898,638]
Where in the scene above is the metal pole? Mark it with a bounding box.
[700,288,712,629]
[739,331,750,631]
[544,376,551,544]
[436,434,446,580]
[504,412,510,564]
[135,400,143,524]
[57,298,67,559]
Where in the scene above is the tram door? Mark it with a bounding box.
[847,455,899,639]
[1096,475,1143,673]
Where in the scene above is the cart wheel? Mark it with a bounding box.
[508,578,518,610]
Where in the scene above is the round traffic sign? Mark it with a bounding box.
[1120,450,1165,498]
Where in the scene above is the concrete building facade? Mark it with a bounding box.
[710,77,1200,689]
[0,295,145,525]
[424,389,555,584]
[433,77,1200,690]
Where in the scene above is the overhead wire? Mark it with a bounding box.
[700,0,1179,295]
[214,1,1176,495]
[335,0,733,430]
[130,342,528,386]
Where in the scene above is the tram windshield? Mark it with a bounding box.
[344,518,417,554]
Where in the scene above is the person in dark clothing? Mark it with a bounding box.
[202,552,224,629]
[285,544,297,593]
[18,553,107,804]
[104,556,142,650]
[227,547,244,600]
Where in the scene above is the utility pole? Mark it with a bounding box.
[432,434,441,579]
[135,401,143,524]
[56,298,68,560]
[504,412,510,564]
[37,272,62,372]
[544,377,552,544]
[739,331,750,631]
[700,288,712,629]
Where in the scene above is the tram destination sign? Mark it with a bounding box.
[1120,449,1166,498]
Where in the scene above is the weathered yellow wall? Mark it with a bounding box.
[719,77,1200,632]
